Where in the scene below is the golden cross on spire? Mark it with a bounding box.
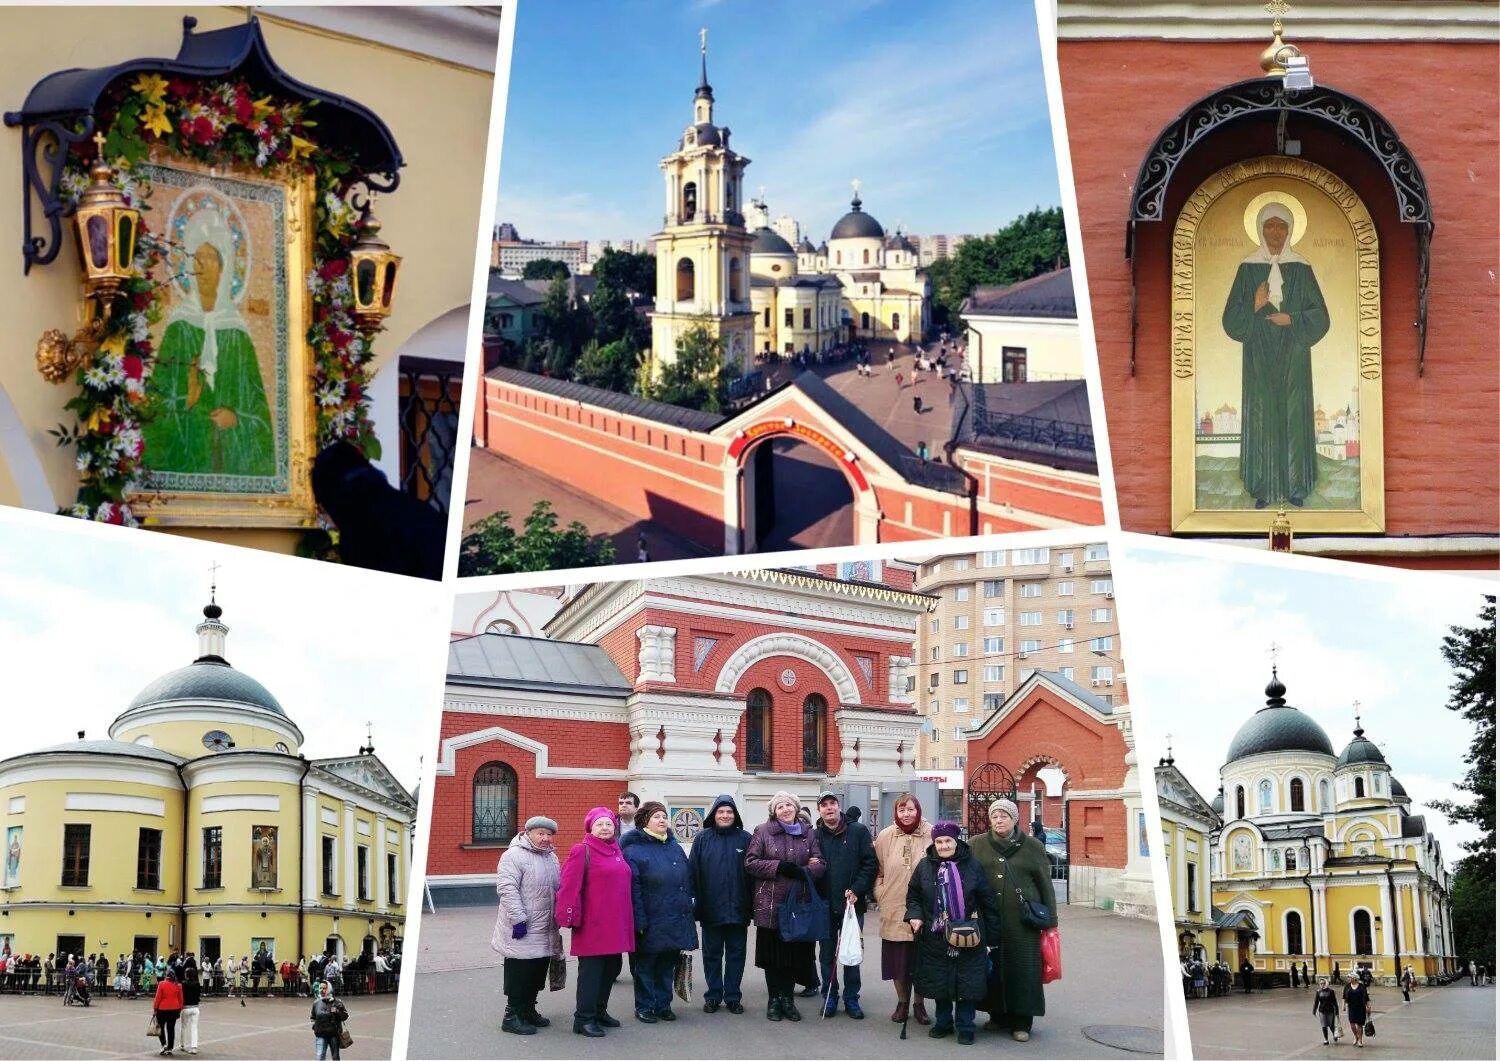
[92,131,107,159]
[208,560,221,601]
[1265,0,1291,28]
[1352,699,1362,727]
[852,177,862,198]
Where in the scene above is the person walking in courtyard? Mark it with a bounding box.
[152,968,185,1056]
[969,797,1056,1042]
[906,820,1001,1046]
[180,964,202,1055]
[622,800,697,1024]
[1313,977,1339,1045]
[812,790,877,1019]
[311,978,348,1060]
[690,793,752,1014]
[1241,958,1255,993]
[1302,961,1311,988]
[1291,962,1300,988]
[556,806,635,1038]
[1400,964,1415,1003]
[493,814,563,1036]
[1343,973,1370,1047]
[873,792,934,1026]
[744,790,826,1022]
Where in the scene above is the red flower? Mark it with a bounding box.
[347,383,363,402]
[167,78,195,99]
[190,116,216,145]
[131,292,151,312]
[268,112,284,131]
[234,91,254,125]
[122,355,144,380]
[320,258,349,280]
[136,341,154,358]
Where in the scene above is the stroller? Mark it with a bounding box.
[64,973,91,1006]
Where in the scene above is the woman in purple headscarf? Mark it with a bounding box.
[904,821,1001,1047]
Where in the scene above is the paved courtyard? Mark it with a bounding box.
[1184,979,1494,1059]
[0,993,395,1060]
[406,900,1162,1059]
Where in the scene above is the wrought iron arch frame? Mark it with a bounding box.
[1125,77,1434,375]
[5,15,404,273]
[965,760,1018,839]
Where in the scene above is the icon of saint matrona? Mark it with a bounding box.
[145,189,275,477]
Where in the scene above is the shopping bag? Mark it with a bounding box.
[674,952,694,1002]
[1363,1020,1375,1037]
[777,869,830,943]
[339,1026,354,1049]
[147,1015,160,1038]
[1040,925,1062,984]
[548,955,567,992]
[837,900,863,966]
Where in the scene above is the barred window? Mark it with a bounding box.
[473,762,519,843]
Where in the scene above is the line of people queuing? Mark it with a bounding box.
[491,788,1058,1048]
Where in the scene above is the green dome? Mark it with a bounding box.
[1226,673,1334,761]
[1335,724,1387,768]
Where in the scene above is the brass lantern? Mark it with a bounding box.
[349,212,401,328]
[1269,507,1294,553]
[74,132,140,308]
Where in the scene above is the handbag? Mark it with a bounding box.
[339,1027,354,1049]
[944,918,983,949]
[1040,925,1062,983]
[1363,1020,1375,1037]
[147,1014,160,1038]
[1015,886,1051,930]
[547,955,567,992]
[777,867,830,943]
[674,952,694,1002]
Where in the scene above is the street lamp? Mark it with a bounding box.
[349,209,401,329]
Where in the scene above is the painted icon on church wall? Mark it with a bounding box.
[251,824,278,889]
[130,158,318,528]
[1169,156,1385,534]
[3,826,19,887]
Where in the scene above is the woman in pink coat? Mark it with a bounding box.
[556,806,635,1038]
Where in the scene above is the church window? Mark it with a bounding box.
[1354,777,1365,798]
[785,308,794,328]
[1003,346,1029,383]
[61,824,90,887]
[1290,777,1305,812]
[892,311,900,332]
[802,693,828,773]
[745,688,773,772]
[1186,861,1199,912]
[473,762,519,843]
[682,181,698,219]
[357,845,371,901]
[202,827,223,889]
[836,251,842,265]
[863,248,870,264]
[1319,778,1330,810]
[729,257,743,301]
[1374,774,1382,793]
[763,307,771,328]
[803,308,812,329]
[676,258,695,302]
[1235,786,1246,819]
[321,836,337,895]
[1353,910,1374,954]
[1259,779,1273,813]
[387,852,399,904]
[136,828,162,890]
[860,311,870,331]
[1285,847,1297,871]
[1287,911,1304,954]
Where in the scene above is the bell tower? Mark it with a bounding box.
[649,29,755,374]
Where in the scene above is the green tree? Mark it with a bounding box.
[574,338,642,393]
[458,501,615,575]
[649,322,736,413]
[1428,596,1496,966]
[521,257,571,281]
[591,248,656,298]
[590,280,649,351]
[931,206,1071,329]
[537,275,592,377]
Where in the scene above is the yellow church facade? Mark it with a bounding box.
[1157,758,1221,967]
[0,600,415,967]
[1188,672,1455,985]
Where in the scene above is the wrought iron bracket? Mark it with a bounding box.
[1124,78,1435,376]
[3,114,94,274]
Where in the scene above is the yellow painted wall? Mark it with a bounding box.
[185,779,302,905]
[186,909,300,962]
[0,7,493,547]
[114,717,300,759]
[1,906,183,963]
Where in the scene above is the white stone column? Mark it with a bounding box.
[375,814,389,913]
[301,786,319,907]
[664,169,674,223]
[833,707,923,782]
[397,824,410,910]
[723,459,743,555]
[342,801,357,910]
[1313,882,1330,960]
[637,625,678,683]
[1378,880,1395,957]
[1175,825,1187,912]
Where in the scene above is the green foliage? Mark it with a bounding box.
[521,258,571,281]
[591,248,656,297]
[536,276,593,378]
[458,501,615,575]
[575,338,642,393]
[590,280,650,351]
[930,206,1070,330]
[648,323,735,413]
[1450,865,1494,967]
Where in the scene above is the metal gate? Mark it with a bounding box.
[965,762,1017,839]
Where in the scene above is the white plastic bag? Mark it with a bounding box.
[837,900,863,966]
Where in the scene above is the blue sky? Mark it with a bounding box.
[1118,542,1491,871]
[498,0,1062,244]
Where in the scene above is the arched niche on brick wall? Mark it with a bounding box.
[714,632,860,705]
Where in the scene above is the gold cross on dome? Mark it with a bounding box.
[852,177,862,197]
[1352,699,1361,726]
[1264,1,1291,30]
[92,131,107,159]
[207,560,221,600]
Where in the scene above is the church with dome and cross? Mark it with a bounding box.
[1157,665,1456,985]
[649,31,930,372]
[0,592,417,969]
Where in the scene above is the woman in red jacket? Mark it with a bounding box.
[153,968,185,1055]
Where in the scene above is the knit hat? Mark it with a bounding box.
[768,790,801,816]
[989,797,1019,822]
[583,806,615,834]
[932,821,962,841]
[635,801,668,830]
[524,815,558,833]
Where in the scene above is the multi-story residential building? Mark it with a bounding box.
[492,238,589,274]
[913,542,1118,773]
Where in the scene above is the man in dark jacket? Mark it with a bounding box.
[311,440,446,581]
[689,794,752,1014]
[812,791,878,1018]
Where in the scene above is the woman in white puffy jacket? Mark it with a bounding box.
[493,816,563,1035]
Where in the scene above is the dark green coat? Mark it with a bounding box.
[970,827,1056,1018]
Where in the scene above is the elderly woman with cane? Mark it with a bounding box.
[494,815,563,1035]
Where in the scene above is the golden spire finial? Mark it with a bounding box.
[1260,0,1294,74]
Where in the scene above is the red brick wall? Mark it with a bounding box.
[427,711,630,877]
[955,453,1105,528]
[1060,39,1499,553]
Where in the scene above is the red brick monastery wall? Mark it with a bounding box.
[1060,39,1498,560]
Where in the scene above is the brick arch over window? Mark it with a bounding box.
[715,632,861,704]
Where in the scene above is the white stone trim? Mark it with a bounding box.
[637,625,678,683]
[110,702,304,749]
[181,755,307,789]
[0,756,182,790]
[1057,1,1500,41]
[321,808,339,826]
[434,725,630,780]
[442,693,630,725]
[715,632,862,704]
[200,794,281,814]
[6,797,24,814]
[64,792,166,816]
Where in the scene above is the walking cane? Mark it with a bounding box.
[823,896,848,1021]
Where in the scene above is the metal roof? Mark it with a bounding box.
[123,660,286,717]
[448,634,630,693]
[487,276,546,306]
[751,227,796,255]
[962,268,1076,320]
[830,198,885,240]
[1335,729,1388,768]
[485,366,724,432]
[951,380,1096,473]
[1034,669,1115,715]
[12,738,185,766]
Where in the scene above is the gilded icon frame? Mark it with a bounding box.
[1170,156,1385,535]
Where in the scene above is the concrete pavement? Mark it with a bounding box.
[406,901,1162,1059]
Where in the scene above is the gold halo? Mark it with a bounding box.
[1244,191,1306,246]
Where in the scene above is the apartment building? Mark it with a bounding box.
[912,542,1119,772]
